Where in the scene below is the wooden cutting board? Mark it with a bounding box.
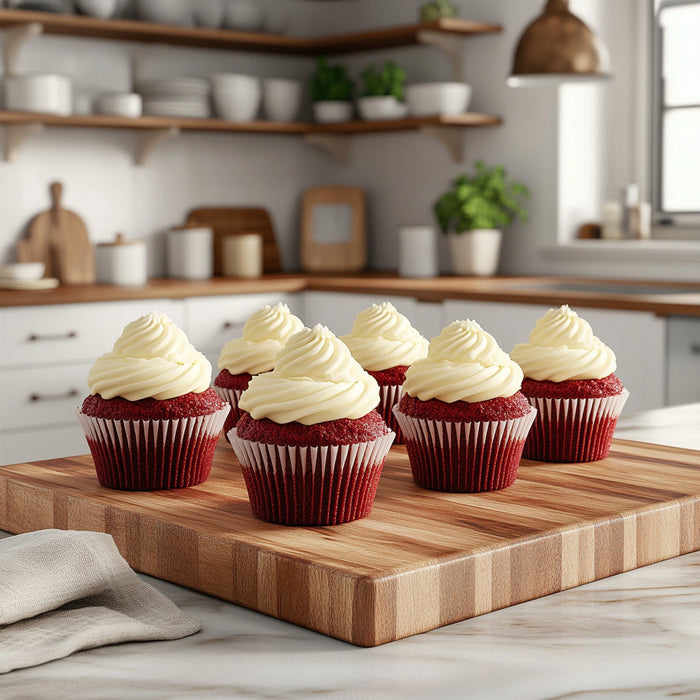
[184,207,282,276]
[18,182,95,285]
[1,439,699,647]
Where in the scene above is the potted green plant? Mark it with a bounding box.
[309,56,355,123]
[433,161,530,276]
[419,0,458,22]
[357,60,408,120]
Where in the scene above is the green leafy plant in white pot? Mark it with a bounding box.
[433,161,529,276]
[357,60,408,120]
[310,57,355,123]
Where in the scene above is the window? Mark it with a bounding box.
[653,0,700,219]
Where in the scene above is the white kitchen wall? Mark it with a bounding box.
[1,0,698,280]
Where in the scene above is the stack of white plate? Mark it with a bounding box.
[13,0,68,12]
[138,78,211,119]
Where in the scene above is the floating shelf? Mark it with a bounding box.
[0,110,502,163]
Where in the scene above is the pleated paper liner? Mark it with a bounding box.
[229,429,396,526]
[77,404,230,491]
[212,385,245,439]
[377,383,405,443]
[522,389,630,463]
[393,405,537,493]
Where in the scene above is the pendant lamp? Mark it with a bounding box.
[507,0,610,87]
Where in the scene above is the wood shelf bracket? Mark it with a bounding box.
[3,22,43,77]
[304,133,352,166]
[136,126,180,165]
[419,124,464,162]
[416,30,464,81]
[3,122,44,162]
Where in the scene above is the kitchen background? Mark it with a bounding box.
[1,0,698,279]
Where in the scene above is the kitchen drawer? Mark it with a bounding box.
[667,316,700,405]
[0,424,87,466]
[0,300,183,367]
[0,362,92,430]
[184,293,298,356]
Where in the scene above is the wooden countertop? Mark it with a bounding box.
[1,273,700,316]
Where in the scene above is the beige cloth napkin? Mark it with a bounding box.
[0,529,202,674]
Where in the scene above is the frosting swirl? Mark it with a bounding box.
[510,305,617,381]
[403,320,523,403]
[88,313,211,400]
[238,324,380,425]
[217,303,304,375]
[340,302,429,371]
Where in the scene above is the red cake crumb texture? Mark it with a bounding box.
[236,409,390,447]
[398,392,532,422]
[214,369,253,390]
[367,365,409,386]
[81,388,226,421]
[521,374,624,399]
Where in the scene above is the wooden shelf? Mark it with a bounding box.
[0,9,501,55]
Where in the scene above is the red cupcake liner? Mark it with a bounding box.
[377,384,405,444]
[522,389,629,462]
[212,385,245,439]
[228,429,395,525]
[77,405,229,490]
[393,406,537,493]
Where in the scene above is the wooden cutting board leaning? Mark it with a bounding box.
[17,182,96,285]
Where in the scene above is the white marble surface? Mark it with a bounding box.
[1,404,699,699]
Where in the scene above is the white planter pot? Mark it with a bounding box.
[448,229,502,276]
[313,100,353,124]
[357,96,408,121]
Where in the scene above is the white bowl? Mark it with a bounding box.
[357,95,408,121]
[75,0,118,18]
[405,82,472,117]
[212,73,261,122]
[313,100,353,124]
[3,74,72,116]
[263,78,302,122]
[95,92,142,117]
[225,0,264,31]
[0,262,46,281]
[136,0,191,25]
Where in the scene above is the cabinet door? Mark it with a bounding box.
[444,300,665,412]
[1,425,87,466]
[667,316,700,405]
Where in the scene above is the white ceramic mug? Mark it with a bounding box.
[263,78,302,122]
[222,233,263,278]
[167,227,213,280]
[398,225,438,278]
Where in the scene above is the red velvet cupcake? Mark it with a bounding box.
[229,324,395,526]
[393,320,536,493]
[77,313,229,490]
[511,306,629,463]
[214,303,303,437]
[341,302,428,443]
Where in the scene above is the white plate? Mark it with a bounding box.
[0,277,59,290]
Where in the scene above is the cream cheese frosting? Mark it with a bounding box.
[340,302,429,371]
[237,324,380,425]
[510,305,617,381]
[403,320,523,403]
[217,303,304,375]
[88,313,211,400]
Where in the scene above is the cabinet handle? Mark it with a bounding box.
[222,321,244,332]
[691,343,700,355]
[27,331,78,342]
[29,389,80,403]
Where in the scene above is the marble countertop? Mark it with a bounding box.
[2,404,699,699]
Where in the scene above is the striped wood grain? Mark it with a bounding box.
[1,439,698,646]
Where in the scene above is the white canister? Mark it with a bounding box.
[167,227,213,280]
[398,225,438,278]
[222,233,263,278]
[95,234,147,286]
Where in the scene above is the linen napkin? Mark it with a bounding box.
[0,529,202,674]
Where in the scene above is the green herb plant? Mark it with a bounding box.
[433,161,530,233]
[310,57,355,102]
[420,0,458,22]
[360,61,407,100]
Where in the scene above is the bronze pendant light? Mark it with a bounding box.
[507,0,610,86]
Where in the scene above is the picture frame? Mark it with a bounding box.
[300,186,366,273]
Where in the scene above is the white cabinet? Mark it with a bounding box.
[443,300,666,413]
[667,316,700,405]
[0,299,182,464]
